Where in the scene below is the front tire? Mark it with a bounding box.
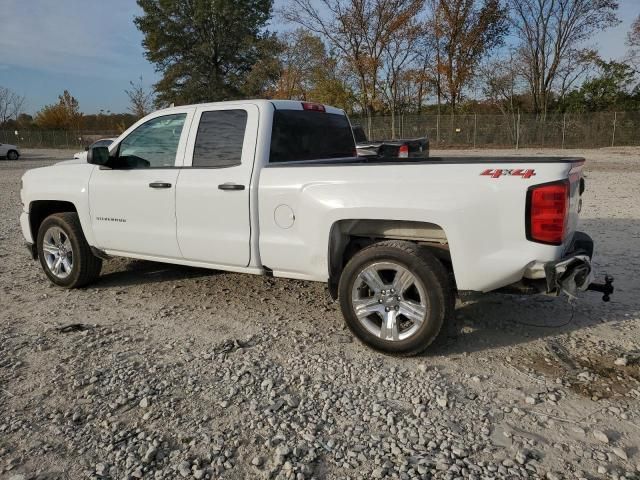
[338,240,452,356]
[7,150,19,160]
[37,213,102,288]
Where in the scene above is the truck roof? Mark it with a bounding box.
[155,99,346,116]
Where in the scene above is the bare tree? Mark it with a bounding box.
[380,15,426,136]
[479,51,524,141]
[481,52,521,114]
[509,0,619,116]
[427,0,509,113]
[283,0,424,134]
[0,86,26,125]
[125,76,154,118]
[626,14,640,71]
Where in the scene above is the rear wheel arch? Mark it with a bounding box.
[327,219,453,299]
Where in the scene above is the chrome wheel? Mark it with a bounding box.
[351,261,428,342]
[42,226,74,279]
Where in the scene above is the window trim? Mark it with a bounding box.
[182,103,259,170]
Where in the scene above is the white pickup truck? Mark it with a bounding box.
[19,100,612,355]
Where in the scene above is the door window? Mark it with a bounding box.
[117,114,186,168]
[192,110,248,168]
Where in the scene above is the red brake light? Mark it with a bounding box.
[301,102,325,112]
[527,181,569,245]
[398,144,409,158]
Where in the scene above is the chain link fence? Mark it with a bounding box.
[2,112,639,149]
[351,111,640,149]
[0,130,119,149]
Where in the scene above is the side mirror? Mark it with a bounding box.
[84,146,89,151]
[87,146,110,166]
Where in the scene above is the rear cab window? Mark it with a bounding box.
[269,108,355,163]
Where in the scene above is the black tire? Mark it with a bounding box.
[36,212,102,288]
[338,240,453,356]
[7,150,19,160]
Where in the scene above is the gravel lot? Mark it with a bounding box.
[1,148,639,480]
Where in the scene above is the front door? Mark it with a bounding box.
[175,104,258,266]
[89,110,193,258]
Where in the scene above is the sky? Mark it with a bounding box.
[0,0,638,115]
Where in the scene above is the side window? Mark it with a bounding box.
[117,114,186,168]
[192,110,247,168]
[269,110,355,163]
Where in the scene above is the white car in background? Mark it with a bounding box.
[74,138,116,161]
[0,143,20,160]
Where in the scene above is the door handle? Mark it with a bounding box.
[149,182,172,189]
[218,183,245,191]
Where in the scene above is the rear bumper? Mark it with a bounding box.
[498,232,614,301]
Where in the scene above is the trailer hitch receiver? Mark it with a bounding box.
[587,275,614,302]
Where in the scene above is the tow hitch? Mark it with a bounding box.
[587,275,614,302]
[545,254,614,302]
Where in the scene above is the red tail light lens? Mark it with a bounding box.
[398,144,409,158]
[527,181,569,245]
[301,102,325,112]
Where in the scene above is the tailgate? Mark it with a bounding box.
[565,161,585,246]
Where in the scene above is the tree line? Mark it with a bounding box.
[134,0,637,120]
[2,0,639,133]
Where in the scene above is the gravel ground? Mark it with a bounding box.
[1,148,639,480]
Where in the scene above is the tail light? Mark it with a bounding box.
[398,144,409,158]
[526,181,569,245]
[301,102,325,112]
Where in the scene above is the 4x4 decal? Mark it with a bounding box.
[480,168,536,179]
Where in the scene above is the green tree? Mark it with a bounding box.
[562,59,640,112]
[135,0,277,106]
[35,90,83,130]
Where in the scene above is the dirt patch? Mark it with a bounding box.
[520,347,640,401]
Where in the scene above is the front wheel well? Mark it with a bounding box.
[29,201,78,244]
[327,219,453,299]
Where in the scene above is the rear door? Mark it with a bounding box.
[175,104,259,266]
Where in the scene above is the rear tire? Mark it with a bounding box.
[338,240,453,356]
[7,150,19,160]
[37,212,102,288]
